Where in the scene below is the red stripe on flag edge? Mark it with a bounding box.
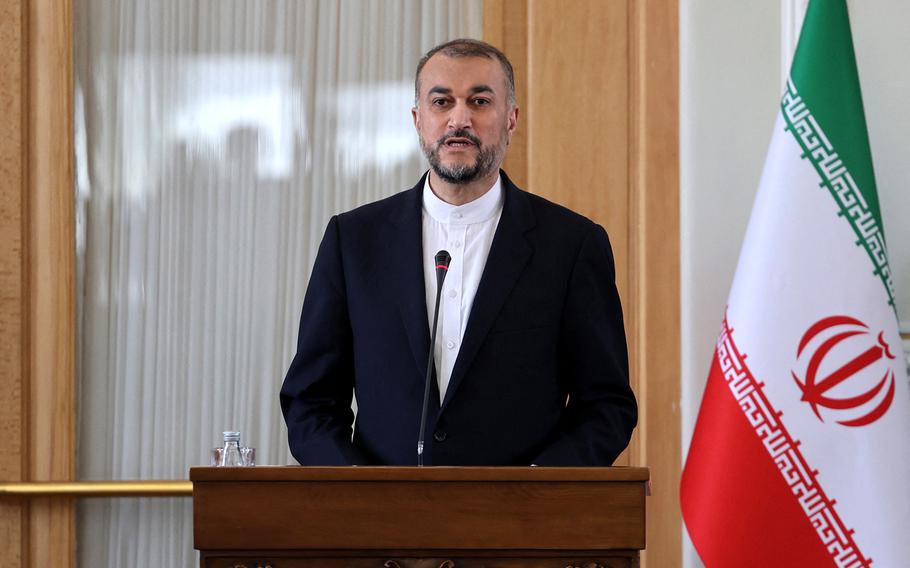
[714,313,872,567]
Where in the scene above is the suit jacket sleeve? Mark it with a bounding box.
[280,215,370,465]
[531,224,637,466]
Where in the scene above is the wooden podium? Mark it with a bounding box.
[191,466,649,568]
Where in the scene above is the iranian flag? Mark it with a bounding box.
[680,1,910,567]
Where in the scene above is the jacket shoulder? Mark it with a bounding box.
[501,170,599,236]
[525,191,597,228]
[512,188,604,251]
[337,187,415,223]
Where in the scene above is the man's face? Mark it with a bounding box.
[412,54,518,185]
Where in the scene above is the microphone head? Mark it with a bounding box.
[435,250,451,269]
[435,250,451,286]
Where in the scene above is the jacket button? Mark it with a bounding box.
[433,430,447,442]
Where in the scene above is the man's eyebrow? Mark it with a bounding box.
[425,85,496,97]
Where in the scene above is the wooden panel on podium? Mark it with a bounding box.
[191,466,649,568]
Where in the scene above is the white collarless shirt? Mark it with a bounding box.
[422,174,504,403]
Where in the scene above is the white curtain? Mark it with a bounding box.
[73,1,482,566]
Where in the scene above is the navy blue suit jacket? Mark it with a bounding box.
[280,172,636,465]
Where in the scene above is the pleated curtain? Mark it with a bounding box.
[74,1,482,566]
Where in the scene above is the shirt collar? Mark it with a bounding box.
[422,173,504,225]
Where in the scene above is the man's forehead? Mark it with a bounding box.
[418,54,506,96]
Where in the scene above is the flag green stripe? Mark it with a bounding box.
[789,0,882,232]
[782,0,894,310]
[780,102,896,309]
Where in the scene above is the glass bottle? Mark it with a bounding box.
[219,431,243,467]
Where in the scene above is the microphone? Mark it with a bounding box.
[417,250,452,466]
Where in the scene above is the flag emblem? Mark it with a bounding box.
[792,315,896,427]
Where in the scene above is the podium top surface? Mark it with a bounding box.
[190,465,650,483]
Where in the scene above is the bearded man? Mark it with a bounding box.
[280,39,637,466]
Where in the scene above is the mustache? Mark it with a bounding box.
[437,130,482,147]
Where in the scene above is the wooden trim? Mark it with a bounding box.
[629,1,681,567]
[26,0,76,566]
[0,0,28,564]
[0,0,74,562]
[482,0,505,49]
[483,0,528,188]
[28,0,76,484]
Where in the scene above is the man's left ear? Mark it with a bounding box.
[507,106,519,143]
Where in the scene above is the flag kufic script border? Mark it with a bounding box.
[780,77,895,310]
[716,315,871,568]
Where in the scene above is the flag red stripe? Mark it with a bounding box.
[681,316,871,567]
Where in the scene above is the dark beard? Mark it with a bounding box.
[422,130,499,184]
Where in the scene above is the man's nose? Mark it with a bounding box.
[447,102,472,129]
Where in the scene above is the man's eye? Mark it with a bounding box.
[431,99,449,107]
[473,98,491,106]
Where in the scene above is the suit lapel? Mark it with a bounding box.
[441,173,536,411]
[386,175,432,386]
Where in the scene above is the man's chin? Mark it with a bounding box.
[430,158,482,183]
[433,164,483,184]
